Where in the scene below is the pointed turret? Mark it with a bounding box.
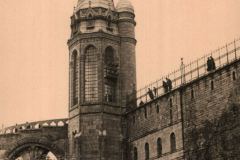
[116,0,134,13]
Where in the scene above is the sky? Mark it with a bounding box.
[0,0,239,127]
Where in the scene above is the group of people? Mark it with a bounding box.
[163,78,172,93]
[207,56,216,72]
[147,87,158,100]
[138,56,217,106]
[139,78,173,106]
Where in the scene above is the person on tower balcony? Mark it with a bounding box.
[166,78,172,91]
[148,88,154,100]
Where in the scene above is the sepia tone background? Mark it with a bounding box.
[0,0,239,127]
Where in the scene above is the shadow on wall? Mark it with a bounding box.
[185,92,240,160]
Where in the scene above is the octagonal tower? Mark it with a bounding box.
[67,0,136,159]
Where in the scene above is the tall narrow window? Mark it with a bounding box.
[157,138,162,157]
[104,47,118,103]
[134,147,138,160]
[232,71,236,81]
[72,51,78,106]
[191,89,194,99]
[144,107,147,119]
[84,46,98,102]
[145,143,149,160]
[211,80,214,90]
[170,98,173,107]
[169,98,173,124]
[170,133,176,152]
[156,104,159,113]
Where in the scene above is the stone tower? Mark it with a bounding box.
[67,0,136,159]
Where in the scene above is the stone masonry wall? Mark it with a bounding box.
[127,60,240,160]
[126,90,184,160]
[182,61,240,159]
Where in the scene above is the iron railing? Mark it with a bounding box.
[128,38,240,107]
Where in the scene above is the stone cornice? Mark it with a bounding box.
[68,31,136,48]
[118,18,136,26]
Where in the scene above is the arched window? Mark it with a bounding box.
[84,46,98,102]
[145,143,149,160]
[134,147,138,160]
[157,138,162,157]
[72,50,78,106]
[170,133,176,152]
[104,46,117,103]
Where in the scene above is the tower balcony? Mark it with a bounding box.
[104,64,119,80]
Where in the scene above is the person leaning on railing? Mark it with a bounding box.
[148,88,155,100]
[207,56,216,72]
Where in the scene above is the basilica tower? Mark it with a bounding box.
[67,0,136,159]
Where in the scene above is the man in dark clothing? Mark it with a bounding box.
[148,88,154,100]
[166,78,172,91]
[163,80,168,93]
[210,56,216,70]
[207,57,212,71]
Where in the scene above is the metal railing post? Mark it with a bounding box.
[234,39,237,60]
[204,55,207,73]
[226,44,229,64]
[197,59,199,78]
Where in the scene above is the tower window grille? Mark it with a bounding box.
[104,47,118,103]
[84,46,98,102]
[104,84,115,102]
[72,51,78,106]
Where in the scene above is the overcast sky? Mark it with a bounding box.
[0,0,239,127]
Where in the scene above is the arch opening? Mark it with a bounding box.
[84,45,98,103]
[11,145,60,160]
[145,143,149,160]
[104,46,118,103]
[157,138,162,157]
[170,132,176,153]
[71,50,78,106]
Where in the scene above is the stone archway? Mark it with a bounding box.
[6,138,65,160]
